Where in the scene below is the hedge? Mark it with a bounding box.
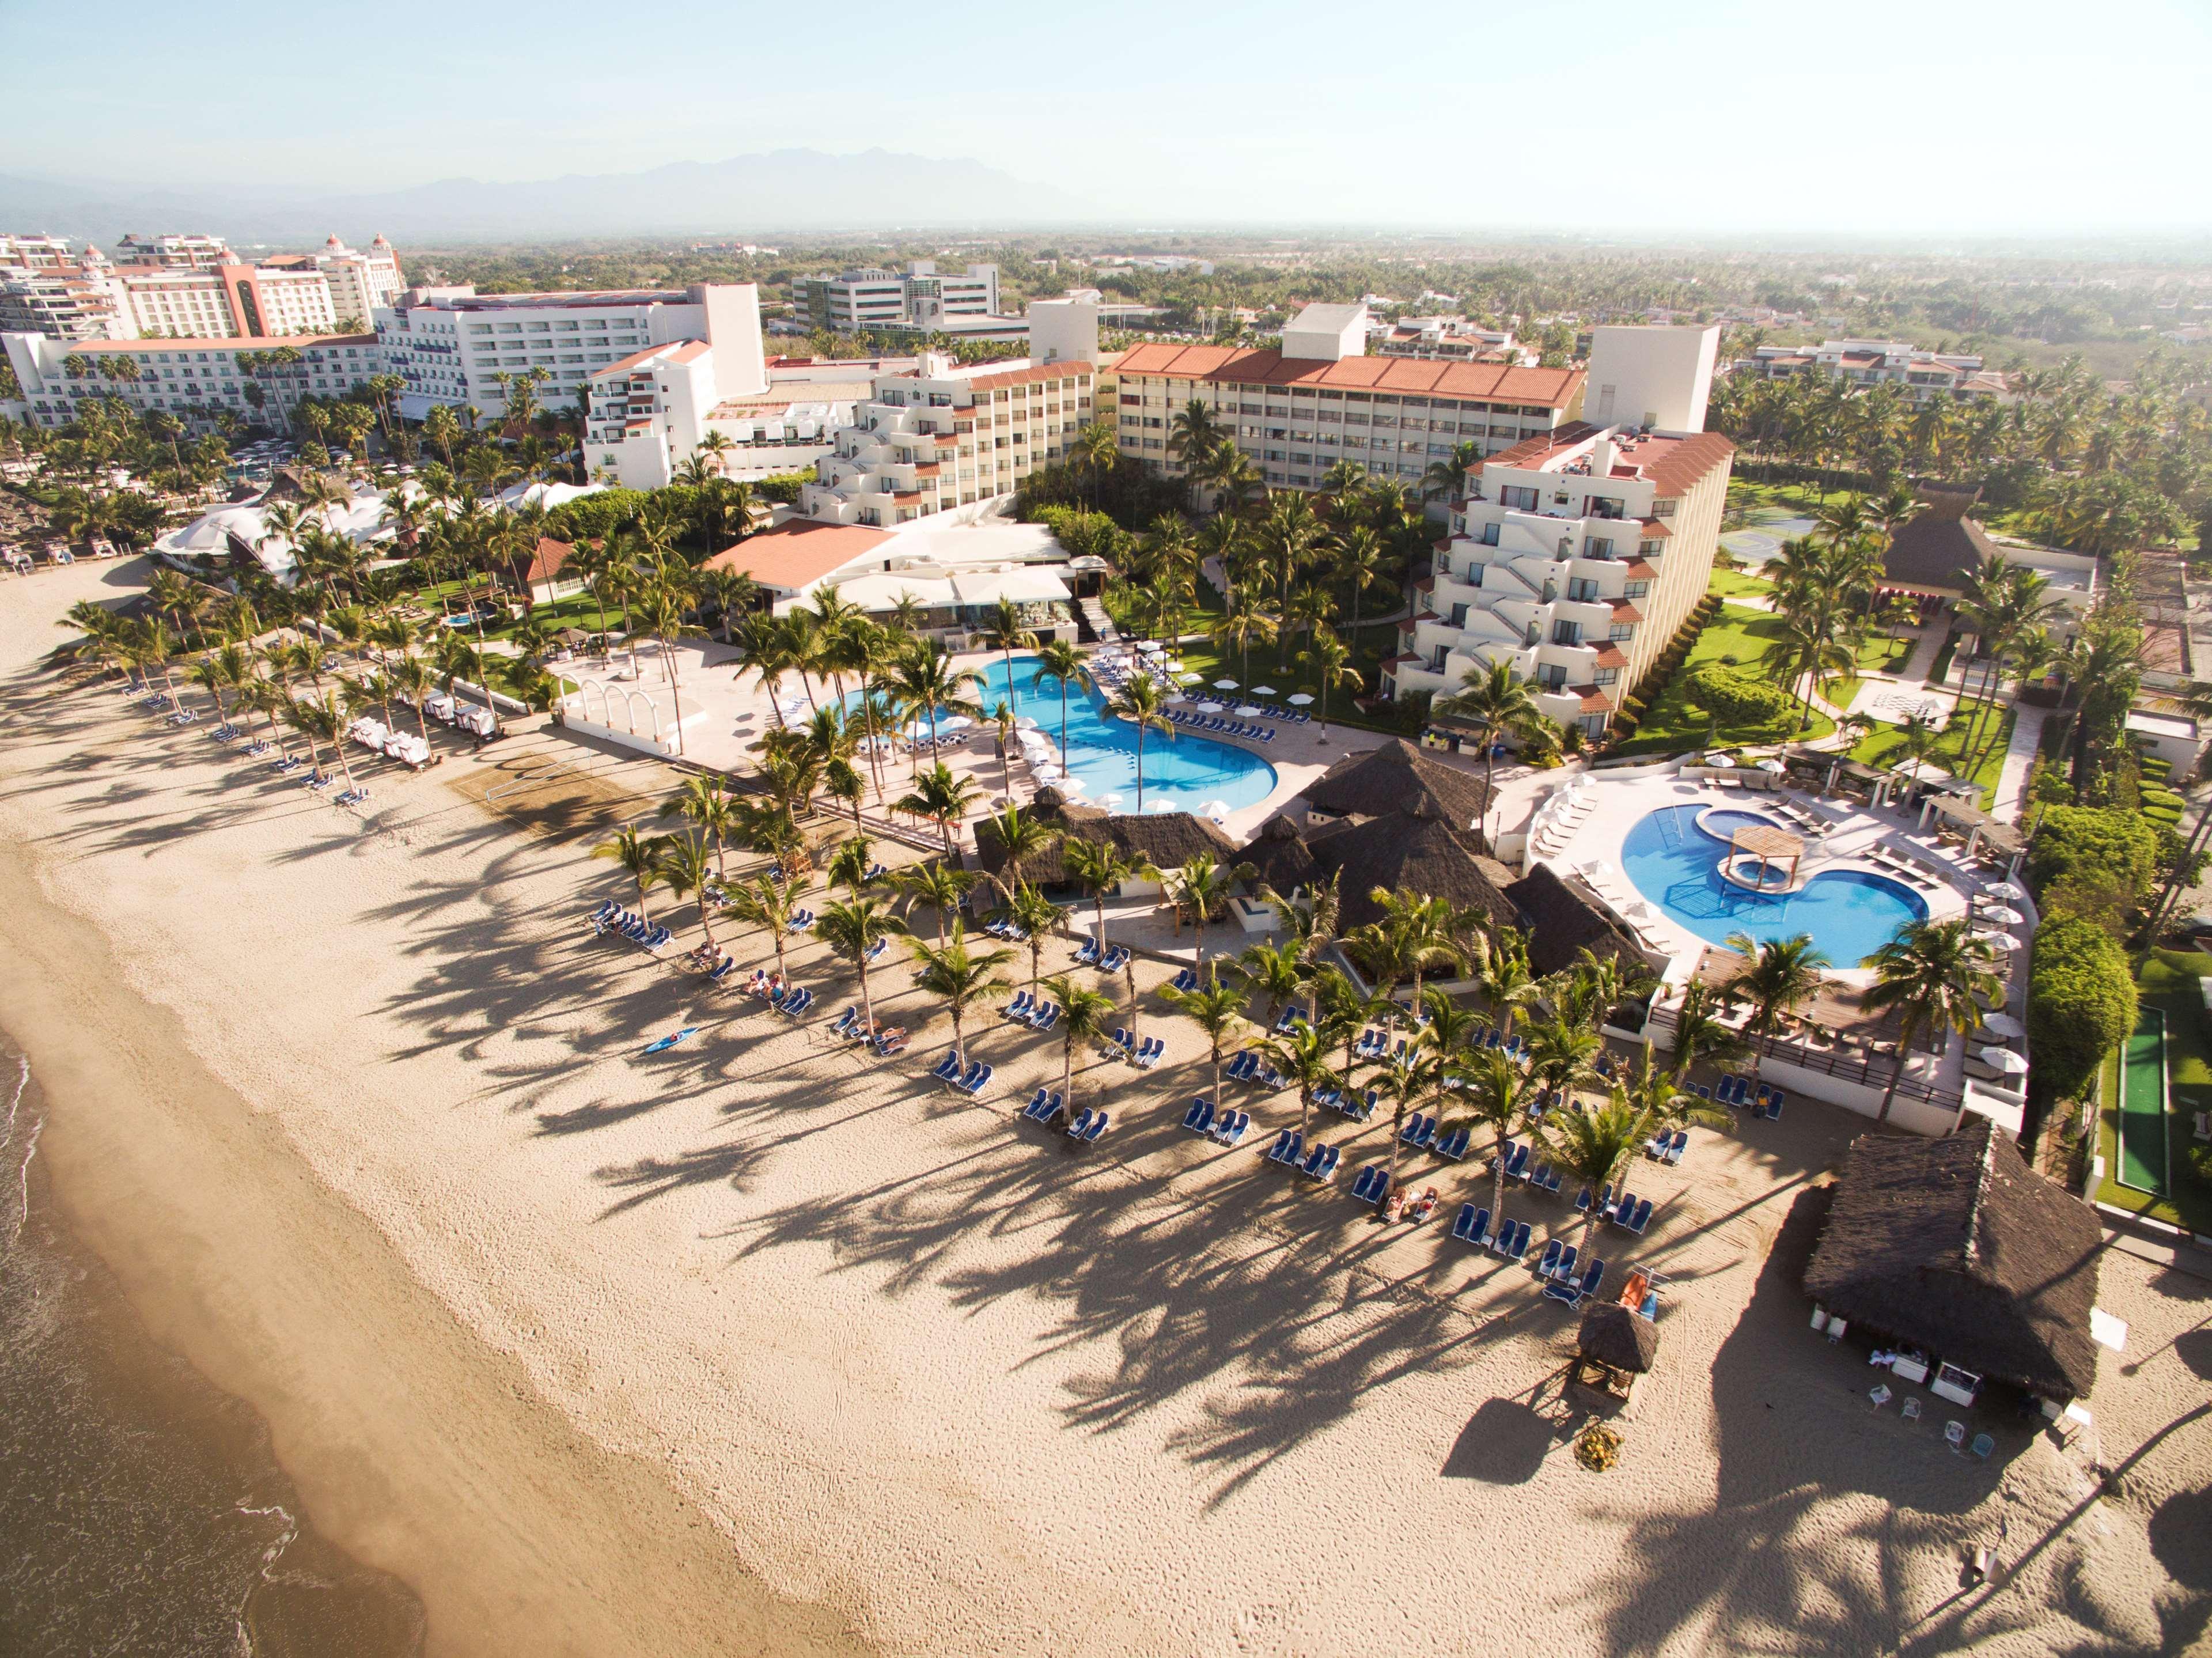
[2025,915,2137,1101]
[1684,664,1796,728]
[2025,805,2161,907]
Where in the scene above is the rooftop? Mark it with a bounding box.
[1111,342,1583,407]
[701,520,892,593]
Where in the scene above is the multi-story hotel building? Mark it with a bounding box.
[2,330,382,429]
[798,351,1097,527]
[118,258,339,339]
[1744,339,2009,403]
[114,232,234,269]
[1108,304,1586,491]
[0,233,397,343]
[380,281,766,430]
[797,262,1001,334]
[0,235,77,271]
[1383,325,1733,738]
[313,234,405,329]
[0,249,130,342]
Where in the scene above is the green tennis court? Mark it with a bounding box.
[2118,1009,2168,1195]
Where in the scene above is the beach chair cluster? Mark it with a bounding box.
[1019,1085,1066,1124]
[982,915,1037,941]
[1002,991,1062,1034]
[1223,1048,1286,1089]
[1073,937,1131,974]
[831,1006,908,1055]
[1180,1096,1251,1144]
[1164,708,1279,743]
[1261,1129,1339,1182]
[1315,1084,1374,1123]
[1706,1073,1785,1119]
[1449,1202,1494,1247]
[1643,1127,1689,1164]
[165,702,199,727]
[1535,1241,1607,1307]
[1351,1027,1407,1062]
[420,692,498,741]
[1165,966,1201,994]
[1577,1185,1653,1234]
[1348,1164,1396,1206]
[1492,1139,1562,1195]
[685,942,740,983]
[783,906,816,934]
[1103,1027,1162,1065]
[742,971,810,1016]
[589,900,673,953]
[1022,1087,1106,1144]
[1397,1115,1472,1160]
[347,716,431,771]
[929,1050,994,1096]
[207,720,245,744]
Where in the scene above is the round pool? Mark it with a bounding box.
[1620,804,1927,963]
[854,654,1278,813]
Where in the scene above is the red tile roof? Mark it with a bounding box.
[1622,560,1660,579]
[702,520,892,592]
[1571,685,1614,714]
[1593,645,1630,668]
[1476,422,1733,499]
[1610,601,1644,623]
[1636,517,1671,538]
[1111,342,1584,407]
[963,362,1091,392]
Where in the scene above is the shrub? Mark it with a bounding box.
[1684,664,1796,729]
[752,471,810,505]
[546,487,654,543]
[1575,1423,1622,1472]
[2025,916,2137,1101]
[2026,805,2161,909]
[2191,1143,2212,1190]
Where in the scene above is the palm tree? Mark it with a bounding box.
[1162,970,1249,1108]
[1374,1048,1443,1197]
[825,834,880,898]
[1257,870,1341,1028]
[1437,658,1546,846]
[726,872,810,985]
[1107,675,1175,809]
[661,774,739,883]
[893,762,983,861]
[1062,838,1157,955]
[816,896,908,1035]
[1721,932,1831,1056]
[1039,972,1119,1110]
[186,653,230,725]
[1474,926,1538,1038]
[1859,918,2002,1126]
[284,692,357,792]
[654,832,724,949]
[1233,938,1306,1034]
[978,595,1038,711]
[1461,1047,1531,1243]
[1171,854,1253,971]
[1032,638,1088,761]
[890,860,976,946]
[907,924,1014,1073]
[995,881,1063,991]
[1665,979,1747,1084]
[1298,627,1362,733]
[592,825,666,921]
[1540,1095,1662,1268]
[888,639,984,754]
[1759,608,1854,735]
[1521,1015,1603,1103]
[1258,1020,1341,1138]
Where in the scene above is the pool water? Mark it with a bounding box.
[1620,804,1927,963]
[862,654,1279,813]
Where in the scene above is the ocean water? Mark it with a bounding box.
[0,1042,425,1657]
[1620,804,1929,963]
[869,653,1279,812]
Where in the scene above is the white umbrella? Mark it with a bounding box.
[1988,879,2028,901]
[1980,904,2026,926]
[1286,692,1314,706]
[1975,930,2021,951]
[1980,1046,2029,1075]
[1099,792,1125,808]
[1755,758,1786,774]
[1147,797,1179,813]
[1213,677,1239,690]
[1705,752,1737,769]
[1166,692,1190,704]
[1235,704,1263,717]
[1251,685,1278,696]
[1138,639,1162,652]
[1178,671,1204,683]
[1981,1012,2025,1039]
[1202,799,1230,815]
[942,716,973,731]
[1198,700,1224,713]
[1015,716,1039,730]
[1059,775,1088,794]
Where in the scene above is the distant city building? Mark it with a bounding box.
[1109,302,1585,491]
[1744,339,2009,402]
[313,234,406,328]
[0,247,131,342]
[796,262,1010,339]
[0,232,402,343]
[799,351,1098,527]
[0,234,75,271]
[1093,254,1214,275]
[113,232,233,269]
[1372,316,1527,365]
[1384,325,1732,737]
[380,282,767,438]
[2,330,381,429]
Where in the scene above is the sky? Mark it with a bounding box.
[3,0,2207,236]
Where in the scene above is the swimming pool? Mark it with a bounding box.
[864,653,1279,813]
[1620,804,1928,963]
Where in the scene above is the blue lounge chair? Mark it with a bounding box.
[1535,1239,1562,1280]
[1298,1142,1330,1178]
[1624,1198,1653,1234]
[707,957,736,983]
[1263,1127,1294,1163]
[1349,1165,1384,1203]
[1005,991,1035,1021]
[1451,1203,1488,1245]
[1067,1106,1095,1138]
[1756,1091,1785,1122]
[831,1006,859,1038]
[1183,1097,1215,1133]
[1552,1244,1578,1286]
[1399,1113,1429,1148]
[1496,1141,1529,1183]
[1078,1111,1108,1144]
[961,1063,993,1096]
[1414,1116,1440,1151]
[1099,947,1130,974]
[1310,1144,1340,1182]
[1169,967,1198,993]
[1074,938,1101,966]
[1497,1219,1531,1261]
[1271,1130,1305,1168]
[1435,1126,1471,1160]
[1032,1004,1060,1034]
[930,1051,964,1085]
[1605,1191,1634,1227]
[1663,1129,1688,1164]
[1575,1186,1595,1216]
[1212,1110,1250,1146]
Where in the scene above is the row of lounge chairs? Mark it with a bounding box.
[1700,1074,1785,1119]
[1261,1129,1340,1182]
[1164,710,1278,742]
[929,1051,994,1096]
[1866,843,1949,891]
[1002,991,1062,1034]
[1072,938,1131,974]
[1396,1115,1472,1160]
[1224,1048,1287,1089]
[1576,1186,1654,1233]
[983,916,1037,941]
[1491,1140,1564,1194]
[589,901,673,953]
[1180,1097,1251,1144]
[1643,1128,1690,1163]
[1104,1028,1161,1065]
[1316,1084,1375,1123]
[1018,1088,1109,1143]
[829,1005,908,1055]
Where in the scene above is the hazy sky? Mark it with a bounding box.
[5,0,2206,234]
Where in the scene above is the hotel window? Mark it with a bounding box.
[1624,580,1650,599]
[1609,623,1635,641]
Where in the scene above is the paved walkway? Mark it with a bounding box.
[1893,616,1950,685]
[1989,702,2048,822]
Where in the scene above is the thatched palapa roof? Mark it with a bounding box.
[1503,862,1646,978]
[1300,739,1491,831]
[973,793,1236,885]
[1578,1302,1658,1375]
[1803,1117,2101,1402]
[1883,483,2003,595]
[1302,804,1520,936]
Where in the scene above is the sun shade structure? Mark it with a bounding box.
[1576,1302,1659,1389]
[1725,822,1804,891]
[1803,1118,2102,1404]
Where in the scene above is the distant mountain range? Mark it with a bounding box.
[0,149,1096,248]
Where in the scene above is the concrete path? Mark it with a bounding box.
[1989,702,2047,822]
[1894,616,1950,685]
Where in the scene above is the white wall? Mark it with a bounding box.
[1027,298,1099,366]
[1586,324,1720,434]
[695,282,767,399]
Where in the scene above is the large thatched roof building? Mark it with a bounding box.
[1299,805,1521,935]
[1300,739,1492,832]
[1505,862,1646,979]
[1804,1118,2102,1403]
[972,790,1238,887]
[1881,482,2004,596]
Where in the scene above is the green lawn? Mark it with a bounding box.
[1821,629,1916,713]
[1610,601,1835,758]
[1847,705,2012,807]
[1707,566,1774,601]
[1724,478,1829,525]
[2094,948,2212,1235]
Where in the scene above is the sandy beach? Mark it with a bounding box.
[3,556,2209,1657]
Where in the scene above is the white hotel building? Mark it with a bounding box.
[3,330,382,430]
[1384,327,1732,737]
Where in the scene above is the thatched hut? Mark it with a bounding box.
[972,792,1237,892]
[1503,862,1647,979]
[1301,802,1521,935]
[1574,1302,1658,1398]
[1803,1118,2101,1407]
[1299,739,1493,832]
